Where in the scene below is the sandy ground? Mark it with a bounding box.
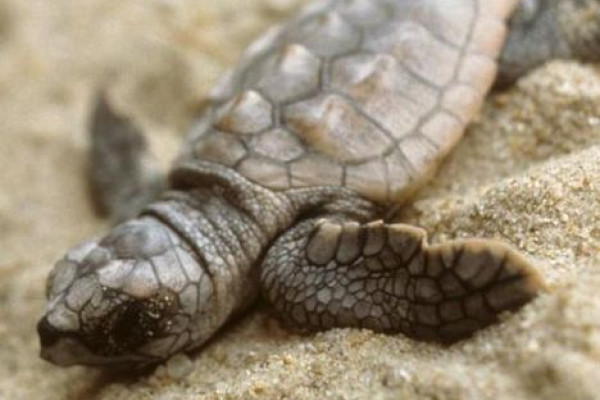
[0,0,599,399]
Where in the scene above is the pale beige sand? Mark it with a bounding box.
[0,1,599,399]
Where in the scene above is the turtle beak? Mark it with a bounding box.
[37,316,91,367]
[38,316,61,350]
[38,316,65,364]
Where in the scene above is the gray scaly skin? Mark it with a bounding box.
[38,0,600,369]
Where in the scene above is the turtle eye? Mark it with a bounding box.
[79,288,180,357]
[109,301,150,352]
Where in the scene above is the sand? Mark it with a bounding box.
[0,0,599,399]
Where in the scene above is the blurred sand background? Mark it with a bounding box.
[0,0,599,399]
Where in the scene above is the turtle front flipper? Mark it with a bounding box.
[260,218,545,343]
[498,0,600,86]
[89,93,164,222]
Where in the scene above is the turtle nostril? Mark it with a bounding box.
[37,317,62,348]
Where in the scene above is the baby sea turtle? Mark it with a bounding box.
[38,0,600,368]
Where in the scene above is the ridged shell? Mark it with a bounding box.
[178,0,520,204]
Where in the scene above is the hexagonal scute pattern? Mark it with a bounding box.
[178,0,519,203]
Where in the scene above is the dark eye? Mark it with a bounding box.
[79,300,153,357]
[110,302,151,350]
[80,288,180,357]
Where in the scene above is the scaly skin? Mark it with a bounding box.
[261,218,543,342]
[38,158,541,368]
[38,0,599,369]
[39,161,376,367]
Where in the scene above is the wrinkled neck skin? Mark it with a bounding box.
[38,160,376,369]
[144,168,298,329]
[152,160,378,328]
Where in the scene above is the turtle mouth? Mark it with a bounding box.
[38,315,159,368]
[37,315,105,367]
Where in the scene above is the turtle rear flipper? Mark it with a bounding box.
[498,0,600,86]
[89,93,164,222]
[260,218,545,342]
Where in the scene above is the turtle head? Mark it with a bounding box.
[38,217,202,368]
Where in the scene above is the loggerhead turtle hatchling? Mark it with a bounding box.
[37,0,600,368]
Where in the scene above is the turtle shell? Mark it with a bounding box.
[177,0,519,204]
